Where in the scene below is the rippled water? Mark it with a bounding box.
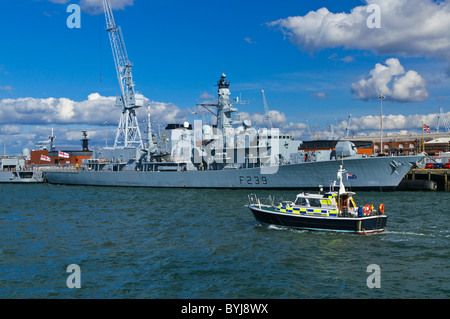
[0,184,448,299]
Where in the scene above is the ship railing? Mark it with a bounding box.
[248,194,280,208]
[36,165,80,172]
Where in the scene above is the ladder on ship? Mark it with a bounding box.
[375,216,383,230]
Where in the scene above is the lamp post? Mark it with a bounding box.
[2,129,6,156]
[378,94,385,155]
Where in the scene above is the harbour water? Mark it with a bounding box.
[0,184,448,299]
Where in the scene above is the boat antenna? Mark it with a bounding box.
[337,164,346,195]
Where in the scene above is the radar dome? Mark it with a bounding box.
[22,148,31,158]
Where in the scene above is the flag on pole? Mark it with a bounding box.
[58,151,70,158]
[422,124,430,133]
[40,155,51,162]
[347,173,357,180]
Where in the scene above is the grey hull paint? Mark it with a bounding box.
[44,155,423,189]
[0,171,44,183]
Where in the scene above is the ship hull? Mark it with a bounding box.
[0,171,44,183]
[44,155,423,190]
[248,205,387,234]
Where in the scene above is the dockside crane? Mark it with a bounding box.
[436,106,450,133]
[103,0,144,148]
[261,90,273,129]
[305,120,313,140]
[345,114,352,138]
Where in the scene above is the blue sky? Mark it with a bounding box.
[1,0,450,154]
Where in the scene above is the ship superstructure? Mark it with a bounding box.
[89,72,298,174]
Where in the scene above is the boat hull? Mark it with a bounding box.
[248,205,387,234]
[43,154,424,190]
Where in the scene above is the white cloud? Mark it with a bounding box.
[244,37,258,45]
[0,86,14,94]
[48,0,70,3]
[328,54,355,63]
[234,110,287,128]
[268,0,450,63]
[145,101,188,124]
[338,112,447,135]
[47,0,134,14]
[0,93,189,154]
[280,110,449,140]
[80,0,134,14]
[351,58,429,102]
[0,93,187,125]
[313,91,327,99]
[199,92,215,100]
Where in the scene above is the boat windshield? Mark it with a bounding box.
[308,198,322,207]
[295,197,307,206]
[294,196,322,207]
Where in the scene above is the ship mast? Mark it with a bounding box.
[216,74,238,131]
[102,0,144,148]
[196,74,243,133]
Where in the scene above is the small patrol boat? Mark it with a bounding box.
[247,165,387,234]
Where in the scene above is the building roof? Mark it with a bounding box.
[425,137,450,144]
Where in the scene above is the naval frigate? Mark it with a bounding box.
[44,74,424,190]
[44,1,425,189]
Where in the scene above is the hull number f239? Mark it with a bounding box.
[239,176,268,185]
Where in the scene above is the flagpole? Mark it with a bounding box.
[378,94,385,155]
[422,121,425,153]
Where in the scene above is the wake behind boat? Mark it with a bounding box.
[247,165,387,234]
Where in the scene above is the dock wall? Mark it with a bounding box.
[403,169,450,191]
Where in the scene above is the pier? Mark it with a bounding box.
[403,168,450,191]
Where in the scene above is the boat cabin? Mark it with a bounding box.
[294,192,338,209]
[276,191,360,217]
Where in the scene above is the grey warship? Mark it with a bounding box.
[44,73,424,189]
[44,0,425,189]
